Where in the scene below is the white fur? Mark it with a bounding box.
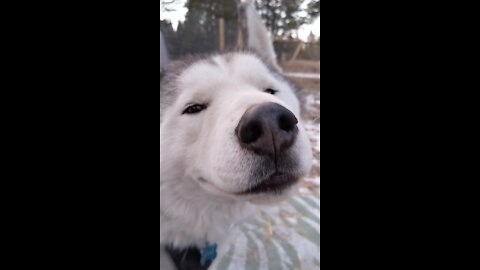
[160,2,312,268]
[160,53,312,251]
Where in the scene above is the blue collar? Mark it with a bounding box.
[164,242,218,269]
[200,243,217,266]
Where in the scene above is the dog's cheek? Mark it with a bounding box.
[160,114,206,173]
[193,106,238,172]
[200,132,255,191]
[278,91,301,118]
[200,136,247,191]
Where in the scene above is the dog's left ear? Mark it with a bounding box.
[237,0,282,73]
[160,30,170,73]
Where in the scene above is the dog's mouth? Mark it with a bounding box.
[198,172,300,197]
[236,172,299,195]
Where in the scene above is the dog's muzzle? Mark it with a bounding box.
[236,102,298,157]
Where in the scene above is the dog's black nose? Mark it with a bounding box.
[236,102,298,156]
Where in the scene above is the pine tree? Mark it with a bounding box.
[255,0,309,38]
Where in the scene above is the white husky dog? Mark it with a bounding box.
[160,1,312,269]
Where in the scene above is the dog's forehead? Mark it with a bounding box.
[170,54,281,106]
[179,53,272,87]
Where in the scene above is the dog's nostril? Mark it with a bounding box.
[239,120,262,143]
[278,113,298,131]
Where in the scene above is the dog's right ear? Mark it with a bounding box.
[237,0,282,72]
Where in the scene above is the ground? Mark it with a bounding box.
[211,67,320,270]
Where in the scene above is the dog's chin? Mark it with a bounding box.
[237,173,300,204]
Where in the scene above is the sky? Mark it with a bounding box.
[160,0,320,41]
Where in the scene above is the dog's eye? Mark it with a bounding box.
[182,104,206,115]
[265,88,278,95]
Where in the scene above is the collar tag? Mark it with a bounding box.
[200,243,217,266]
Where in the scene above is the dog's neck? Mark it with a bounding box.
[160,175,255,249]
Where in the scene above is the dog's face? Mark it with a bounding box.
[160,52,312,204]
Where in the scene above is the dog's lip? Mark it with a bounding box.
[197,177,243,197]
[197,173,299,196]
[236,172,299,195]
